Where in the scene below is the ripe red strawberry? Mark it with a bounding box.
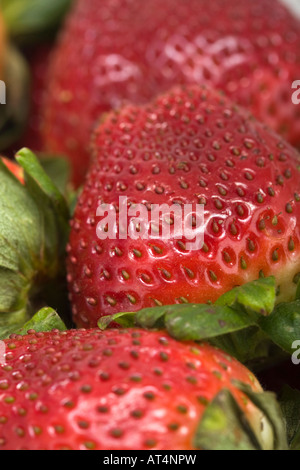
[1,157,24,184]
[18,45,53,153]
[67,85,300,328]
[0,328,274,450]
[42,0,300,186]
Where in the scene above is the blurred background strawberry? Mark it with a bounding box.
[40,0,300,186]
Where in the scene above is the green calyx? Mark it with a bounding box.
[0,148,70,339]
[15,306,67,335]
[98,276,300,366]
[194,382,288,450]
[279,386,300,451]
[1,0,73,45]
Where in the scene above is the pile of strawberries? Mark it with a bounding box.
[0,0,299,451]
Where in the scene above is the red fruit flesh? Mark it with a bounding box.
[67,85,300,328]
[42,0,300,186]
[0,328,264,450]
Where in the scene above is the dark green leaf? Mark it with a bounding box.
[0,307,30,340]
[39,156,71,197]
[0,150,70,336]
[164,304,256,341]
[291,428,300,451]
[1,0,73,43]
[133,278,275,341]
[258,301,300,354]
[195,382,288,451]
[194,389,261,450]
[97,276,296,366]
[16,148,69,221]
[136,304,181,329]
[295,279,300,301]
[16,148,70,252]
[211,327,274,366]
[236,381,288,450]
[279,386,300,450]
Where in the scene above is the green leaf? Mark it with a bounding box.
[132,278,275,341]
[100,302,257,341]
[279,386,300,450]
[216,276,276,316]
[163,304,256,341]
[0,46,30,151]
[1,0,73,43]
[295,278,300,301]
[211,327,275,366]
[15,307,67,335]
[195,383,288,450]
[98,312,136,330]
[291,428,300,451]
[236,381,288,450]
[194,389,262,450]
[39,156,71,198]
[96,276,297,366]
[98,277,288,364]
[16,148,70,251]
[136,304,177,329]
[16,148,69,221]
[0,306,30,340]
[0,150,70,336]
[258,301,300,354]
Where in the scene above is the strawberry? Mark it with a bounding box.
[16,45,53,153]
[67,85,300,328]
[42,0,300,186]
[0,327,282,450]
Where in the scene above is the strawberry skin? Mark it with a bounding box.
[0,328,266,450]
[42,0,300,186]
[67,85,300,328]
